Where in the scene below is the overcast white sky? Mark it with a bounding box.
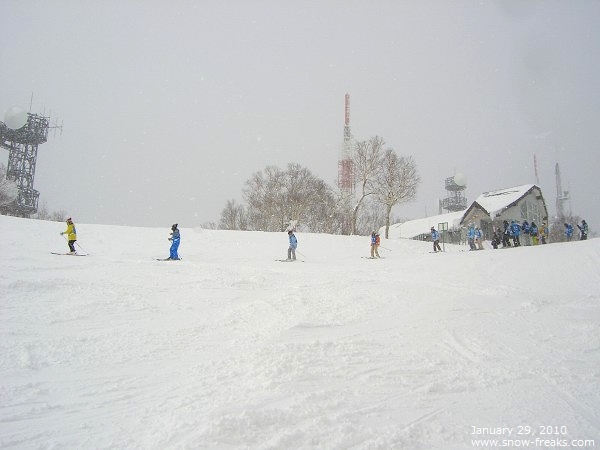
[1,0,599,231]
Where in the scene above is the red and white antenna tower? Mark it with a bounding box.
[338,93,354,194]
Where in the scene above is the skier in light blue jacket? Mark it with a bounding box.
[287,230,298,260]
[467,224,477,251]
[431,227,442,252]
[564,223,574,241]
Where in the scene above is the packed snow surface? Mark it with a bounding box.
[1,215,599,449]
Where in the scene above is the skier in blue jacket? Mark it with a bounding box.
[287,230,298,260]
[370,231,381,258]
[510,220,521,247]
[430,227,442,252]
[564,223,574,241]
[530,222,539,245]
[168,224,180,260]
[467,224,477,250]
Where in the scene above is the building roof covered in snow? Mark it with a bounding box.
[461,184,546,223]
[471,184,535,216]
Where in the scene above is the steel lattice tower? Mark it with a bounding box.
[0,113,50,216]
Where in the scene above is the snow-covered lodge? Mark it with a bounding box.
[386,184,549,242]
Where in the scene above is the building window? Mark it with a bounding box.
[521,202,528,220]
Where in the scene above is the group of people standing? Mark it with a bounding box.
[427,219,590,253]
[494,220,549,248]
[488,219,588,249]
[566,220,588,241]
[466,224,486,251]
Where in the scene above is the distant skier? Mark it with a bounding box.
[564,223,574,241]
[521,220,531,246]
[430,227,442,252]
[510,220,521,247]
[287,230,298,260]
[60,217,77,254]
[530,222,539,245]
[475,227,484,250]
[370,231,380,258]
[168,224,180,260]
[502,220,511,248]
[491,229,501,249]
[577,219,588,240]
[467,223,477,251]
[539,222,549,244]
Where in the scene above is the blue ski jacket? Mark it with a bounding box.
[467,226,476,239]
[289,233,297,249]
[510,222,521,237]
[565,224,573,238]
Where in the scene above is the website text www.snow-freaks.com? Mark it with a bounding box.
[470,437,595,448]
[469,426,595,448]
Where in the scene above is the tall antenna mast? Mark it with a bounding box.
[338,93,354,194]
[533,154,540,185]
[555,163,570,219]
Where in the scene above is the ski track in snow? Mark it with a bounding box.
[1,215,600,449]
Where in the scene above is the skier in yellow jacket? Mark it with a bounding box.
[60,217,77,254]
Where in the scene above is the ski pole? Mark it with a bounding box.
[75,241,89,255]
[61,234,89,255]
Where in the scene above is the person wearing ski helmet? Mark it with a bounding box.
[530,222,539,245]
[564,222,574,241]
[60,217,77,254]
[502,220,511,248]
[287,229,298,260]
[577,219,588,240]
[539,222,549,244]
[370,231,380,258]
[430,226,442,252]
[467,223,477,251]
[168,224,180,260]
[510,220,521,247]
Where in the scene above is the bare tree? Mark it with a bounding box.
[351,136,384,234]
[219,199,247,230]
[355,197,386,236]
[242,163,338,232]
[375,150,420,238]
[243,165,288,231]
[50,210,67,222]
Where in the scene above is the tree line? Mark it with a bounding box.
[219,136,420,236]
